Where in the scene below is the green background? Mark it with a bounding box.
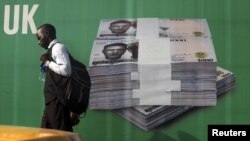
[0,0,249,140]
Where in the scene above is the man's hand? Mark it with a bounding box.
[40,53,49,63]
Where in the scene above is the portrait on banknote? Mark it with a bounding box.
[97,19,137,39]
[90,39,139,66]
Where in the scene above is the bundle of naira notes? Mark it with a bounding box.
[88,18,233,111]
[115,67,235,130]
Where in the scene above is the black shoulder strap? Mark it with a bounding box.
[47,42,73,62]
[47,42,60,57]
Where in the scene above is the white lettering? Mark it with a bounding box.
[212,129,218,136]
[242,131,247,136]
[4,5,20,35]
[22,4,39,34]
[212,129,247,136]
[3,4,39,35]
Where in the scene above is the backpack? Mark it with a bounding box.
[47,42,91,116]
[66,54,91,116]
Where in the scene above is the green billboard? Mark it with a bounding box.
[0,0,249,141]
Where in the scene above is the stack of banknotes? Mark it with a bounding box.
[89,18,218,109]
[115,67,236,130]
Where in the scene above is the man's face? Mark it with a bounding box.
[109,22,130,34]
[103,45,126,60]
[36,28,50,49]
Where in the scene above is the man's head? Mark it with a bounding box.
[36,24,56,49]
[109,20,131,35]
[103,43,127,60]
